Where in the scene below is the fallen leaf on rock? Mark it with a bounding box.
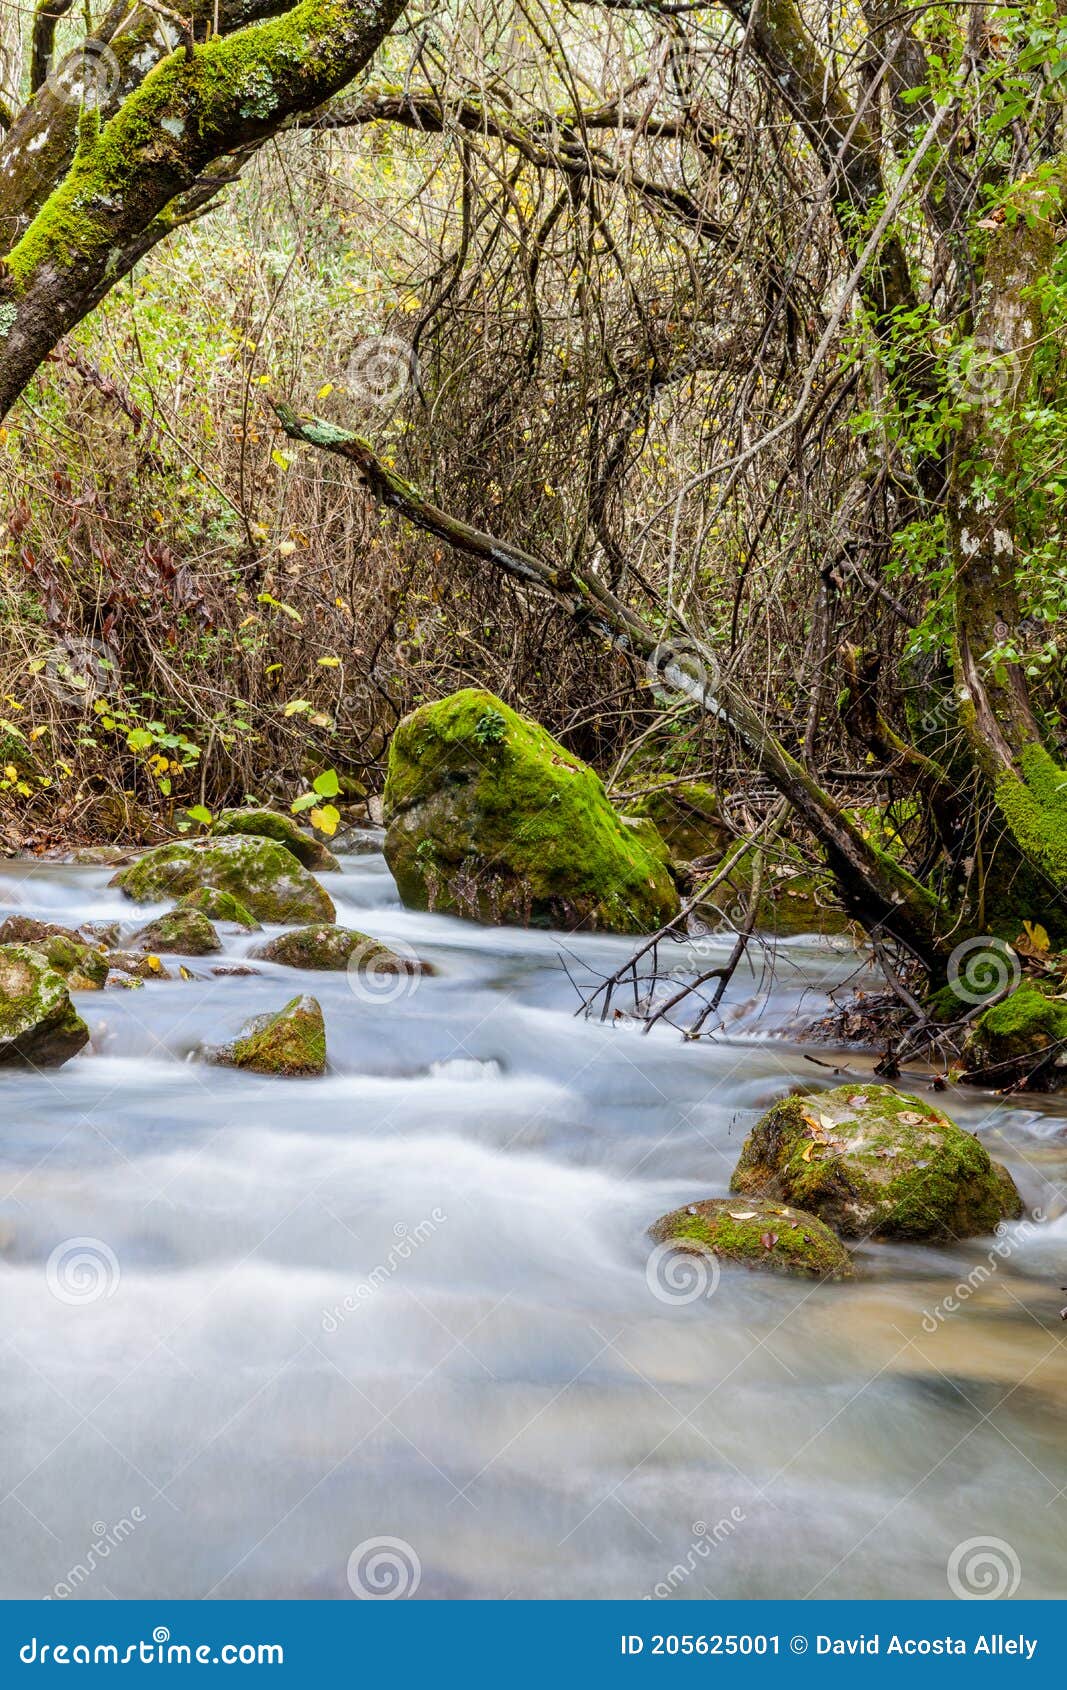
[899,1111,925,1125]
[729,1210,757,1220]
[760,1231,778,1250]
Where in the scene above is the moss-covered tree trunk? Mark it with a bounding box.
[0,0,408,417]
[949,185,1067,904]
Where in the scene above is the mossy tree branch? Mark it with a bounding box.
[0,0,410,417]
[274,399,948,967]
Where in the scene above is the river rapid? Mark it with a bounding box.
[1,843,1065,1600]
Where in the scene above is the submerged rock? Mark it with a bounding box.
[111,835,335,925]
[106,951,173,982]
[730,1083,1022,1242]
[251,923,433,975]
[383,688,679,933]
[0,944,90,1067]
[209,808,340,872]
[131,908,221,956]
[649,1196,852,1281]
[210,994,326,1076]
[962,983,1067,1090]
[178,886,260,930]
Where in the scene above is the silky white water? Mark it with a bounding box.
[1,845,1065,1600]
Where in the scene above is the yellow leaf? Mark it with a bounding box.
[29,725,47,741]
[1022,920,1050,954]
[317,383,334,400]
[3,763,16,780]
[317,656,340,667]
[309,803,340,836]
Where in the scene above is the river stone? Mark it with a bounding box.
[0,944,90,1067]
[730,1083,1023,1242]
[178,886,260,930]
[250,923,433,974]
[210,994,326,1076]
[106,952,173,981]
[383,688,679,933]
[649,1197,852,1281]
[0,917,108,990]
[110,835,335,925]
[131,908,221,956]
[209,808,340,872]
[962,983,1067,1091]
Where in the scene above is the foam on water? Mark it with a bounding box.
[1,847,1065,1599]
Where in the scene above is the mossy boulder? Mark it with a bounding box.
[0,945,90,1067]
[649,1196,852,1281]
[178,886,260,930]
[210,994,326,1076]
[0,918,107,989]
[962,983,1067,1090]
[730,1083,1022,1242]
[131,908,221,956]
[698,848,850,937]
[209,808,340,872]
[383,689,679,933]
[628,778,728,863]
[250,924,433,975]
[111,835,335,925]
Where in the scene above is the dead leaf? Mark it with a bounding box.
[899,1111,925,1125]
[760,1231,778,1250]
[728,1210,758,1220]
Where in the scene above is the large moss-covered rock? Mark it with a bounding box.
[650,1196,852,1281]
[383,689,679,933]
[131,908,221,956]
[251,924,433,976]
[209,808,340,872]
[111,835,335,925]
[730,1083,1022,1242]
[962,983,1067,1090]
[0,945,90,1066]
[210,994,326,1076]
[0,919,107,989]
[179,886,260,930]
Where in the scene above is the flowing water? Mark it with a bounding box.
[2,845,1065,1601]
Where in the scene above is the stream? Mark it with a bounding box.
[2,843,1065,1601]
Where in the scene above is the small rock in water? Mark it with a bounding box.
[208,994,327,1077]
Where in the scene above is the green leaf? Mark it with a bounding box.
[186,804,213,827]
[312,768,340,797]
[290,792,318,814]
[126,728,154,751]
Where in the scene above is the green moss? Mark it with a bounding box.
[731,1083,1021,1241]
[112,835,335,924]
[132,908,221,956]
[995,744,1067,887]
[179,887,260,930]
[33,934,109,989]
[649,1196,851,1280]
[210,808,339,871]
[383,689,679,933]
[251,924,433,973]
[0,944,90,1067]
[214,993,326,1076]
[963,982,1067,1086]
[627,778,726,862]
